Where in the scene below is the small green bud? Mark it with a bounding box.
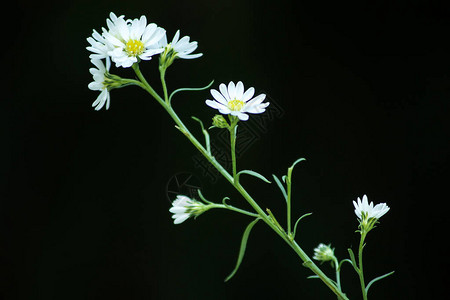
[211,115,229,129]
[159,45,178,69]
[313,243,336,264]
[103,73,130,90]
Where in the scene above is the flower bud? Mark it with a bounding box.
[313,243,336,264]
[159,45,177,69]
[211,114,229,129]
[103,73,130,90]
[169,195,211,224]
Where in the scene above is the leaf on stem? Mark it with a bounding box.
[365,271,395,294]
[289,157,306,171]
[347,248,360,273]
[338,259,354,271]
[236,170,271,184]
[191,116,211,154]
[292,212,313,239]
[272,174,287,203]
[168,80,215,104]
[197,189,214,204]
[224,218,261,282]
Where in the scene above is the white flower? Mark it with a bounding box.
[353,195,390,233]
[104,15,166,68]
[88,59,111,110]
[169,195,207,224]
[205,81,269,121]
[160,30,203,60]
[353,195,390,221]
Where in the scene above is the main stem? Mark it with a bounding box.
[229,120,238,179]
[358,232,368,300]
[134,64,348,300]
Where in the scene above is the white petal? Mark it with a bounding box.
[228,81,236,99]
[219,84,230,100]
[210,89,228,105]
[174,214,190,224]
[236,112,249,121]
[235,81,244,100]
[242,87,255,102]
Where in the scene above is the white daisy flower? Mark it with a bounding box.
[353,195,390,233]
[169,195,208,224]
[160,30,203,60]
[88,59,111,111]
[205,81,270,121]
[104,15,166,68]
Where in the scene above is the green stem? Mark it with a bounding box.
[229,118,238,180]
[133,65,349,300]
[358,232,368,300]
[159,66,169,104]
[210,203,260,218]
[334,257,342,299]
[286,169,293,237]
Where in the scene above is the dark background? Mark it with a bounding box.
[2,0,449,299]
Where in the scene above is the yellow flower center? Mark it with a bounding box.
[228,99,245,111]
[125,39,145,57]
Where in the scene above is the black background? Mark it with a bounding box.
[2,0,449,299]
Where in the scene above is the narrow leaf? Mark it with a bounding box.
[292,212,312,238]
[338,258,354,271]
[289,157,306,170]
[224,218,260,282]
[366,271,395,294]
[272,174,288,202]
[169,80,214,103]
[236,170,271,184]
[347,248,359,273]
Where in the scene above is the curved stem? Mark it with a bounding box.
[133,65,349,300]
[334,257,342,299]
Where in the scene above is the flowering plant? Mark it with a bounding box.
[86,12,394,299]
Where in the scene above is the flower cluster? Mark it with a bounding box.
[87,12,202,110]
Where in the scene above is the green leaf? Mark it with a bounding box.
[236,170,271,184]
[272,174,287,202]
[347,248,359,273]
[292,212,312,238]
[168,80,214,103]
[191,116,211,154]
[338,258,354,271]
[366,271,395,294]
[224,218,260,282]
[289,157,306,171]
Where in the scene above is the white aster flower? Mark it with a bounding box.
[159,30,202,64]
[104,15,166,68]
[169,195,209,224]
[353,195,390,233]
[205,81,269,121]
[88,59,111,110]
